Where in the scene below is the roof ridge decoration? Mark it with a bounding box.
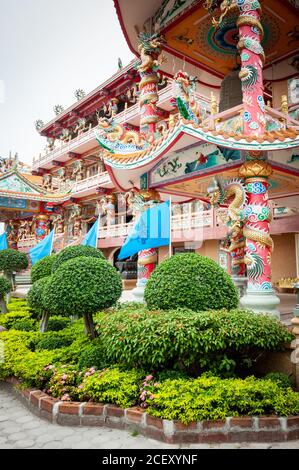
[0,170,71,202]
[96,68,299,170]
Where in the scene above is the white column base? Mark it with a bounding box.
[240,289,280,319]
[131,283,146,303]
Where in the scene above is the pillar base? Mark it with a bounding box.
[131,284,146,303]
[232,276,247,299]
[240,289,280,319]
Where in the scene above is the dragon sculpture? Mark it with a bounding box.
[96,117,149,149]
[208,177,247,276]
[208,175,274,283]
[173,70,203,124]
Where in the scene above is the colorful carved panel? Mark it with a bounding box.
[164,1,299,74]
[149,142,242,186]
[0,197,40,212]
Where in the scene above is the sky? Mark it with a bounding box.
[0,0,134,164]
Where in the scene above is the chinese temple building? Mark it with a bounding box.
[2,0,299,317]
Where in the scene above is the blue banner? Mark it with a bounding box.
[81,217,99,248]
[29,229,54,265]
[118,201,170,260]
[0,232,8,250]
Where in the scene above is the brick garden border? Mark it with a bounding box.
[4,377,299,444]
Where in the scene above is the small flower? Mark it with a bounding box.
[61,394,71,401]
[78,384,83,389]
[150,395,154,400]
[154,382,159,387]
[145,375,153,382]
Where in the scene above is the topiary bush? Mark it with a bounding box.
[0,249,28,290]
[47,316,71,332]
[51,245,105,273]
[147,374,299,424]
[0,276,12,313]
[144,253,239,311]
[95,307,293,375]
[11,318,37,331]
[0,310,31,329]
[31,255,56,284]
[36,332,74,351]
[44,257,122,338]
[27,276,52,332]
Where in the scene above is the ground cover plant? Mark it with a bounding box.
[0,299,298,423]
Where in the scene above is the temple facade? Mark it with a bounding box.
[1,0,299,314]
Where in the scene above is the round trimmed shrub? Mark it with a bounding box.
[27,276,51,317]
[0,249,28,274]
[11,318,37,331]
[31,255,56,284]
[51,245,105,272]
[36,333,74,351]
[44,257,122,338]
[144,253,239,311]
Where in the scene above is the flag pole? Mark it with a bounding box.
[169,196,172,258]
[95,216,100,249]
[50,228,55,255]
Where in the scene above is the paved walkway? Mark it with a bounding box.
[0,384,298,449]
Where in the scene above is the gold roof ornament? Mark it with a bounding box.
[239,159,273,179]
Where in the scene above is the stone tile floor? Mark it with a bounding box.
[0,384,298,449]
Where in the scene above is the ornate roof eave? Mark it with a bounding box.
[97,119,299,171]
[0,170,71,203]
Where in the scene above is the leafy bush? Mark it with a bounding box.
[79,367,144,408]
[51,245,105,272]
[77,342,109,371]
[144,253,239,311]
[0,310,31,329]
[36,332,75,351]
[0,329,57,387]
[0,249,28,274]
[47,366,84,401]
[96,307,293,375]
[44,257,122,338]
[31,255,56,284]
[47,316,71,332]
[10,318,37,331]
[263,372,293,389]
[147,375,299,424]
[27,276,51,317]
[7,299,29,311]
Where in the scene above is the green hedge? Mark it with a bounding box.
[31,255,56,283]
[51,245,105,272]
[79,368,144,408]
[95,307,293,375]
[144,253,239,311]
[147,375,299,424]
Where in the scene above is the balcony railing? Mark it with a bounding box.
[71,172,111,195]
[16,206,298,252]
[32,83,211,170]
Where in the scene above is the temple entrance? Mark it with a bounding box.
[113,248,138,280]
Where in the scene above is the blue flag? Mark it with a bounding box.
[81,217,100,248]
[0,232,8,250]
[118,201,170,260]
[29,229,54,265]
